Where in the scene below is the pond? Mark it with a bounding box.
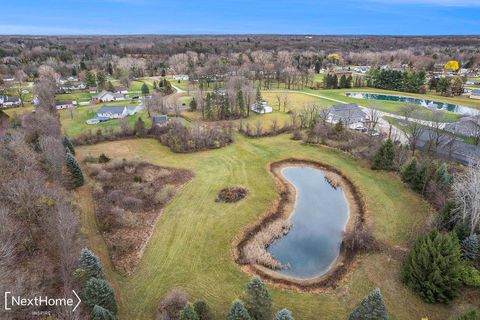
[267,166,349,279]
[346,92,479,115]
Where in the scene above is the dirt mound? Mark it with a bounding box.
[215,187,248,203]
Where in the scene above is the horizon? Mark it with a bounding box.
[2,0,480,35]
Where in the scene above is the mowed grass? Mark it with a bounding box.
[75,135,478,320]
[301,88,463,122]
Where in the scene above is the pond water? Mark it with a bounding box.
[267,167,349,279]
[346,92,479,116]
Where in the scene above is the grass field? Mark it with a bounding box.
[75,135,479,320]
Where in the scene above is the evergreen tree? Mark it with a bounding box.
[97,71,106,90]
[256,87,262,104]
[189,97,197,111]
[107,62,114,76]
[242,277,272,320]
[401,158,417,184]
[334,119,344,133]
[134,117,146,135]
[79,248,105,279]
[273,308,294,320]
[65,151,84,188]
[314,60,321,74]
[84,278,117,314]
[402,230,464,303]
[461,234,480,261]
[91,305,116,320]
[455,309,480,320]
[339,75,347,88]
[141,82,150,95]
[435,163,452,189]
[85,70,97,88]
[63,135,75,155]
[193,300,212,320]
[237,90,245,117]
[180,303,199,320]
[227,300,251,320]
[372,139,395,170]
[348,288,388,320]
[412,166,427,194]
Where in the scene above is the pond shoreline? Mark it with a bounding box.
[233,158,368,292]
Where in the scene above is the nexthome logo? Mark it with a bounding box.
[3,290,81,312]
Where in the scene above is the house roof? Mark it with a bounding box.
[97,106,126,115]
[472,89,480,96]
[56,100,73,105]
[152,115,168,123]
[113,86,127,91]
[326,103,366,120]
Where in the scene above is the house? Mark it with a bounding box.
[89,87,98,94]
[251,101,273,114]
[173,74,189,81]
[444,115,480,137]
[96,105,129,119]
[152,115,168,126]
[334,70,353,77]
[113,86,128,94]
[55,100,76,110]
[470,89,480,100]
[324,103,367,128]
[0,95,21,109]
[92,90,126,103]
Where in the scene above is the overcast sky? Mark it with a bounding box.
[1,0,479,35]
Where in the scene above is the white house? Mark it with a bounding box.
[251,101,273,114]
[55,100,76,110]
[92,90,126,103]
[0,95,21,109]
[470,89,480,100]
[113,86,128,94]
[173,74,189,81]
[324,103,367,129]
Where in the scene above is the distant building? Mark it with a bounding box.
[152,115,168,126]
[55,100,76,110]
[113,86,128,94]
[92,90,126,103]
[0,95,21,109]
[173,74,189,81]
[251,101,273,114]
[86,105,139,124]
[89,87,98,93]
[470,89,480,100]
[324,103,367,129]
[444,115,480,138]
[333,70,353,77]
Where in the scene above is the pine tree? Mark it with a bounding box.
[134,117,146,135]
[189,98,197,111]
[273,308,294,320]
[193,300,212,320]
[84,278,117,314]
[91,305,116,320]
[65,151,84,188]
[461,234,480,261]
[141,82,150,95]
[85,70,97,88]
[63,135,75,155]
[435,163,451,189]
[412,166,427,194]
[401,158,417,184]
[180,303,199,320]
[402,230,464,303]
[348,288,388,320]
[227,300,251,320]
[372,139,395,170]
[243,277,272,320]
[79,248,105,279]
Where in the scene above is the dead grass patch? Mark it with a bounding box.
[88,159,193,275]
[215,187,248,203]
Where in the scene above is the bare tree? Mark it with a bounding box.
[451,162,480,235]
[34,80,57,113]
[427,110,447,152]
[367,108,380,132]
[401,113,425,156]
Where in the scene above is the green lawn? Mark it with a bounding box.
[56,91,95,102]
[75,136,478,320]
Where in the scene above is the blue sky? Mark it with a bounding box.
[1,0,479,35]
